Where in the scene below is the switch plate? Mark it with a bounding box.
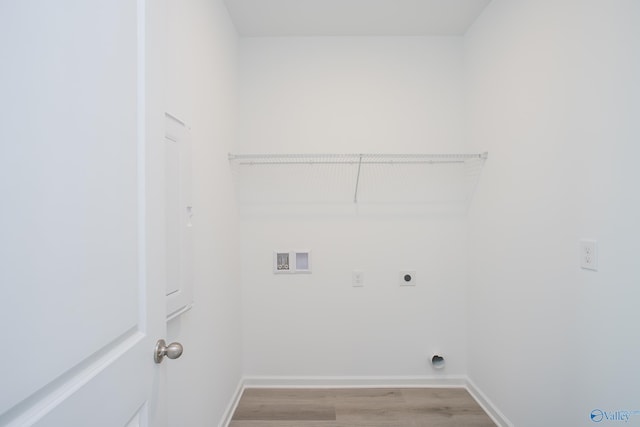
[352,270,364,287]
[580,240,598,271]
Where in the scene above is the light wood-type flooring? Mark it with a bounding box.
[230,388,496,427]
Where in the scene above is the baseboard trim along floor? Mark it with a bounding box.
[243,375,467,388]
[218,379,245,427]
[465,377,514,427]
[220,376,512,427]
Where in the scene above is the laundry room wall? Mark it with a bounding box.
[465,1,640,425]
[236,37,472,381]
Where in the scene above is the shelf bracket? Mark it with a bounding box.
[353,154,363,203]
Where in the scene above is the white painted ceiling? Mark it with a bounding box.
[223,0,492,37]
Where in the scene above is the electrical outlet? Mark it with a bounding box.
[580,240,598,271]
[352,270,364,287]
[399,270,416,286]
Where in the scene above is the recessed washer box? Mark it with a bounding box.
[274,252,291,273]
[273,250,312,274]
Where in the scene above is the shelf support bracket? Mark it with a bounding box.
[353,154,363,203]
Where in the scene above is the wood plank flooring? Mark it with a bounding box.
[230,388,496,427]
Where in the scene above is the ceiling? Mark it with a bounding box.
[223,0,492,37]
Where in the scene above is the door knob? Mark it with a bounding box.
[154,339,184,364]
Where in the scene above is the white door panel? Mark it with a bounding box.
[165,113,194,319]
[166,135,182,298]
[29,336,148,427]
[0,0,167,425]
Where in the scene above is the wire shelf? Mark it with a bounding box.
[228,152,488,205]
[228,152,487,165]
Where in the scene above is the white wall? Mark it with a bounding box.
[465,1,640,425]
[164,0,243,425]
[237,37,470,379]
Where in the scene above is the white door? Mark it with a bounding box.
[0,1,170,426]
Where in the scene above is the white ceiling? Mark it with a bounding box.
[223,0,492,37]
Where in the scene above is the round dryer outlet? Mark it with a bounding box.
[399,270,416,286]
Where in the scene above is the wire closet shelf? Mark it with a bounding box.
[228,152,488,165]
[228,152,488,204]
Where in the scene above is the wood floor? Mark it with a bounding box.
[230,388,496,427]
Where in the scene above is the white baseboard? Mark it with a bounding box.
[218,378,245,427]
[465,377,513,427]
[242,375,467,388]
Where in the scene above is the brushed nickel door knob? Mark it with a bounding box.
[154,339,184,363]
